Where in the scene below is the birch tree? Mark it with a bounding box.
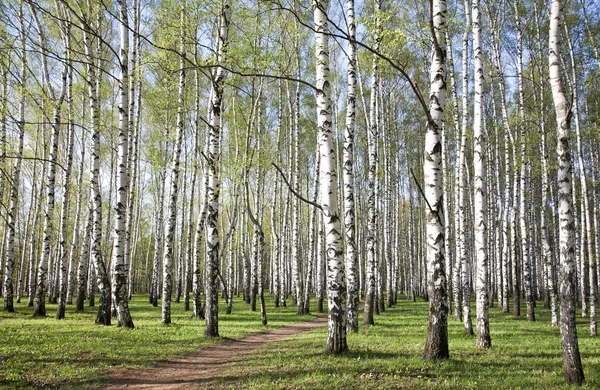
[423,0,449,361]
[472,0,490,349]
[314,0,347,353]
[549,0,584,384]
[205,0,230,337]
[343,0,359,332]
[3,5,26,312]
[162,3,186,325]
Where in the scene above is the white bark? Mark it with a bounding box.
[162,4,186,325]
[343,0,358,331]
[205,1,229,337]
[111,0,135,328]
[549,0,584,384]
[423,0,449,360]
[472,0,490,348]
[314,0,347,353]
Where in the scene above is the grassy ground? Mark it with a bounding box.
[0,294,319,389]
[203,296,600,389]
[1,294,599,389]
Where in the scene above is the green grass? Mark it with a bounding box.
[0,294,319,389]
[202,297,600,389]
[1,295,599,389]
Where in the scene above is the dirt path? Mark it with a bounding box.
[103,314,328,389]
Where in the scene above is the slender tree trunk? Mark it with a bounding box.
[472,0,490,348]
[423,0,449,360]
[364,0,381,327]
[314,0,347,353]
[3,8,26,312]
[205,1,230,337]
[161,3,186,325]
[549,0,584,384]
[343,0,359,328]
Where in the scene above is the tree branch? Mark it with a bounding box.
[272,163,322,211]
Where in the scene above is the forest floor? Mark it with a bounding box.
[103,313,329,389]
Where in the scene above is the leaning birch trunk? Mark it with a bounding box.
[423,0,449,360]
[472,0,490,348]
[111,0,135,328]
[314,0,347,353]
[161,4,186,324]
[549,0,584,384]
[205,1,229,337]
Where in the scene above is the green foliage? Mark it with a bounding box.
[0,294,319,389]
[203,298,600,389]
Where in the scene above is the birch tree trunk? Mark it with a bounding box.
[458,0,473,335]
[564,18,596,327]
[76,201,92,312]
[82,5,111,325]
[513,0,534,322]
[205,1,230,337]
[3,7,26,312]
[314,0,347,353]
[472,0,490,348]
[549,0,584,384]
[30,1,69,316]
[423,0,449,360]
[364,0,380,327]
[533,0,557,327]
[67,139,86,305]
[162,3,186,325]
[110,0,135,328]
[344,0,359,332]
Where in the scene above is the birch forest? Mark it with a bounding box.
[0,0,599,386]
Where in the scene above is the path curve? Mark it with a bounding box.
[103,314,328,389]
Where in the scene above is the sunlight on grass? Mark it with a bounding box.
[0,294,319,389]
[203,297,600,389]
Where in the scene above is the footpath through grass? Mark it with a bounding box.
[0,294,319,389]
[203,297,600,389]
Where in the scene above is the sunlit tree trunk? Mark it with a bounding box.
[472,0,490,348]
[513,0,534,322]
[57,28,75,319]
[564,17,595,327]
[314,0,347,353]
[423,0,449,360]
[533,0,557,327]
[205,0,230,337]
[364,0,380,327]
[549,0,584,384]
[344,0,359,330]
[110,0,135,328]
[3,7,26,313]
[161,3,186,325]
[458,0,472,334]
[32,3,69,317]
